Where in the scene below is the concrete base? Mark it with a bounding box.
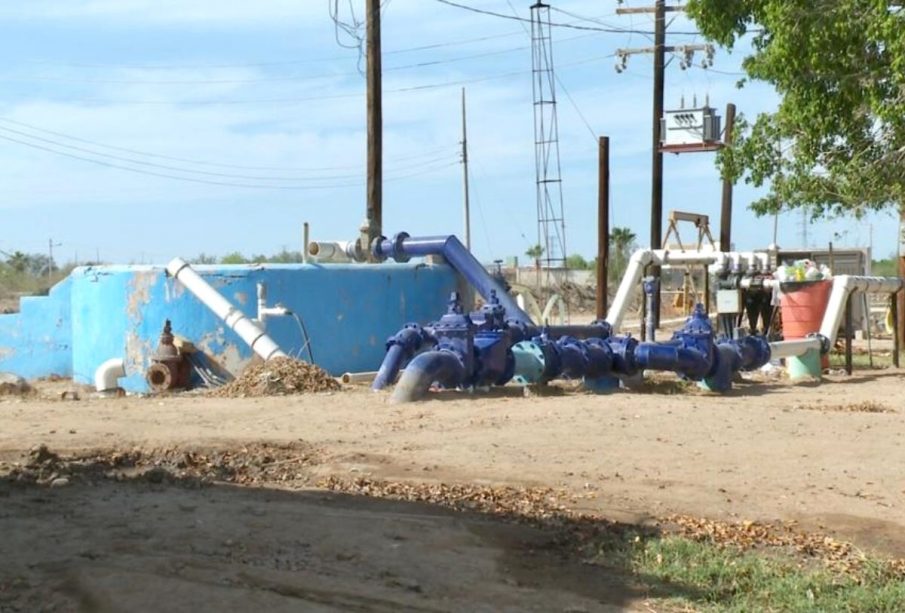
[582,376,620,394]
[787,349,823,381]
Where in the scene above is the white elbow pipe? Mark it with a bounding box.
[167,258,287,362]
[605,249,654,330]
[95,357,125,392]
[818,275,905,345]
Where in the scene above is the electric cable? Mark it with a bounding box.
[0,117,454,172]
[0,131,458,189]
[291,312,315,363]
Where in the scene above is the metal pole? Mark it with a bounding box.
[844,293,853,375]
[302,222,310,264]
[364,0,383,259]
[461,88,471,251]
[596,136,610,320]
[898,211,905,347]
[719,103,736,251]
[892,291,900,368]
[650,0,666,329]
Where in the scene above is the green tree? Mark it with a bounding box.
[525,244,545,269]
[220,251,248,265]
[609,227,637,282]
[566,254,590,270]
[687,0,905,219]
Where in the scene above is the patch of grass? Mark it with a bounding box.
[591,533,905,612]
[827,351,904,370]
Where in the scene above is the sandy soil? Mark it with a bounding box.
[1,371,904,611]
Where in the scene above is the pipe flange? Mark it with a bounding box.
[146,362,173,393]
[391,232,411,263]
[370,235,388,261]
[807,332,831,354]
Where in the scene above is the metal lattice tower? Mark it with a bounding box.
[530,2,567,270]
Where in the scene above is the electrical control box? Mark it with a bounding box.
[660,107,721,147]
[716,289,742,314]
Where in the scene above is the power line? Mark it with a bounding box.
[0,117,453,172]
[0,123,454,181]
[4,53,615,106]
[0,132,458,190]
[6,33,601,86]
[435,0,702,35]
[22,31,529,71]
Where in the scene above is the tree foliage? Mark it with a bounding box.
[687,0,905,217]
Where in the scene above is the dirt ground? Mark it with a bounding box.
[1,370,904,611]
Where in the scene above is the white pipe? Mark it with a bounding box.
[769,338,822,359]
[818,275,905,345]
[95,357,125,392]
[605,248,772,331]
[739,278,779,289]
[605,249,653,330]
[167,258,287,361]
[307,240,364,263]
[339,371,378,384]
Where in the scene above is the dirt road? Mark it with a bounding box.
[1,371,903,610]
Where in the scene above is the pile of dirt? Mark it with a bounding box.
[1,442,322,488]
[555,281,598,313]
[210,357,341,397]
[0,373,32,396]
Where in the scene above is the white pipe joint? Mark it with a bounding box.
[95,357,125,392]
[167,258,287,362]
[818,275,905,345]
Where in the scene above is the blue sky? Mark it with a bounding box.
[0,0,895,265]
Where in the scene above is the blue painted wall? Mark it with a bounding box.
[0,277,72,379]
[1,262,457,391]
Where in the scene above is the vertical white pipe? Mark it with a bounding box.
[605,250,653,330]
[167,258,287,361]
[818,276,905,345]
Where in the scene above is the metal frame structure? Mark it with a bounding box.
[530,2,567,271]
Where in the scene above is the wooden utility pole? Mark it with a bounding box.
[616,2,711,329]
[596,136,610,321]
[364,0,383,259]
[650,0,666,328]
[461,88,471,251]
[47,238,61,281]
[719,103,737,251]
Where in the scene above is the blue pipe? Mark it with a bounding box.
[389,350,467,404]
[373,233,533,325]
[634,342,714,380]
[372,324,431,391]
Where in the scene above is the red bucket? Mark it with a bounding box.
[780,279,832,339]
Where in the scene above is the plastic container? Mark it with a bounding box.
[779,280,833,339]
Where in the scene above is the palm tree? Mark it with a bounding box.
[609,227,637,282]
[7,251,29,273]
[525,244,545,270]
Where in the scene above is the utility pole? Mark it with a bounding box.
[616,2,710,329]
[719,103,737,251]
[596,136,610,321]
[363,0,383,260]
[47,238,61,281]
[460,88,471,251]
